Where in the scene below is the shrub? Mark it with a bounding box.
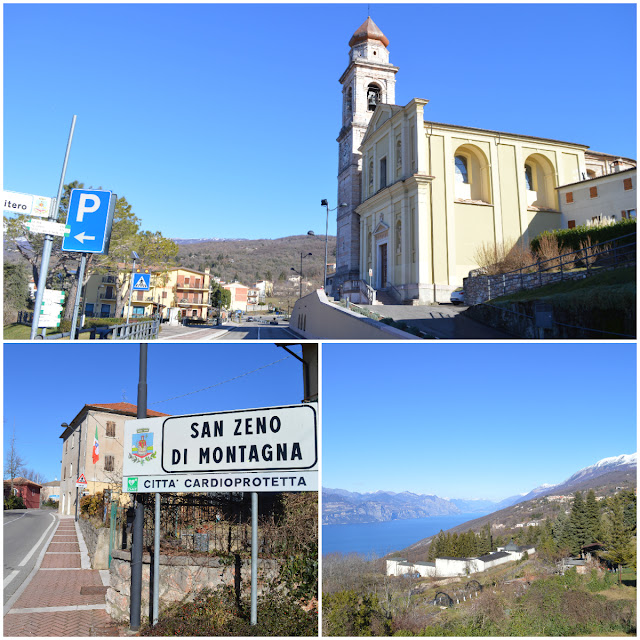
[141,586,317,637]
[80,492,105,519]
[4,494,25,510]
[531,218,635,253]
[323,590,391,636]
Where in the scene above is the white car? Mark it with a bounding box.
[450,288,465,305]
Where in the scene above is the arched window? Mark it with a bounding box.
[525,164,534,190]
[368,159,374,195]
[367,84,381,111]
[345,87,352,116]
[453,145,492,203]
[396,139,402,177]
[524,153,558,209]
[455,156,469,184]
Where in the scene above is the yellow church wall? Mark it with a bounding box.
[496,144,524,245]
[454,202,495,280]
[527,211,563,240]
[561,152,582,186]
[425,133,449,285]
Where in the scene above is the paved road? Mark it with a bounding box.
[3,509,58,607]
[217,321,302,341]
[359,303,514,339]
[157,324,230,340]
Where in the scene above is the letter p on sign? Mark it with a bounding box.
[76,194,101,222]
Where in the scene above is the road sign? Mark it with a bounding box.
[62,189,116,254]
[132,273,151,291]
[3,190,54,218]
[38,315,61,329]
[26,218,67,237]
[76,474,88,488]
[122,404,318,493]
[42,289,66,304]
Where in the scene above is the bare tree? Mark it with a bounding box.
[22,469,47,485]
[4,424,26,493]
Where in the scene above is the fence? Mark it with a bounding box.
[464,233,636,305]
[104,492,312,561]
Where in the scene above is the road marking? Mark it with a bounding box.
[3,512,57,611]
[158,327,220,340]
[3,571,19,589]
[7,604,107,614]
[19,515,57,567]
[3,513,27,526]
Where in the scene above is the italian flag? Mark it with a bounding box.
[92,425,99,464]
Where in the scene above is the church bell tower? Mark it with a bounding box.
[334,18,398,294]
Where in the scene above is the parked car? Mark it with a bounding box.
[269,318,278,325]
[450,288,465,305]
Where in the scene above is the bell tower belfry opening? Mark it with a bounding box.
[334,18,398,296]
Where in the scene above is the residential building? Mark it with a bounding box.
[557,168,636,228]
[41,480,61,503]
[59,403,170,516]
[83,267,211,322]
[387,543,535,578]
[4,478,42,509]
[223,282,249,312]
[331,18,635,304]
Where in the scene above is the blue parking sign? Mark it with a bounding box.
[62,189,116,254]
[132,272,151,291]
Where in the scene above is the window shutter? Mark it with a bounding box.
[589,186,598,198]
[623,177,633,191]
[568,220,576,229]
[565,192,573,204]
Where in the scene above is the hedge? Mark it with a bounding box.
[531,219,636,253]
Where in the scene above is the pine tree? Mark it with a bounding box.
[600,493,635,584]
[585,489,601,544]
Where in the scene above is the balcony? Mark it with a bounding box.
[99,293,116,301]
[175,283,208,292]
[101,275,117,284]
[177,298,207,307]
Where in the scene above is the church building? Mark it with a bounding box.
[330,18,635,304]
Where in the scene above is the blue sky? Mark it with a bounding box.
[3,343,306,482]
[322,343,637,501]
[4,3,636,241]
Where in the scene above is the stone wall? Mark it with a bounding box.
[78,517,111,570]
[107,550,282,622]
[463,269,592,306]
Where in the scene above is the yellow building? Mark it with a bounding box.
[332,18,635,304]
[83,266,211,322]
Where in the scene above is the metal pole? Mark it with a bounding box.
[31,115,77,339]
[126,258,137,323]
[69,254,87,340]
[130,343,147,631]
[250,491,258,626]
[324,203,329,290]
[299,253,303,299]
[153,491,160,625]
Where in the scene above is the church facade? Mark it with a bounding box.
[331,18,635,304]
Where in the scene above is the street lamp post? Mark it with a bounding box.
[291,252,312,299]
[320,200,347,290]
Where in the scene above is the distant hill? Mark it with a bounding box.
[323,488,463,524]
[174,234,337,295]
[398,453,637,560]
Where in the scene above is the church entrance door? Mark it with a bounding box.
[379,244,388,288]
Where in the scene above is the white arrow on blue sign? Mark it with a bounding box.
[132,273,151,291]
[62,189,116,254]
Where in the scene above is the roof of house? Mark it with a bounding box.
[557,166,636,190]
[477,551,511,562]
[414,561,436,567]
[4,477,43,488]
[61,403,170,439]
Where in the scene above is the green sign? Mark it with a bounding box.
[127,477,139,492]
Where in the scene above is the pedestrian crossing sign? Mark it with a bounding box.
[132,272,151,291]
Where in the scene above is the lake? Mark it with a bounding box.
[323,513,486,557]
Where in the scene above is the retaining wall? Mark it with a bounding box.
[107,550,282,622]
[290,289,420,340]
[78,517,111,570]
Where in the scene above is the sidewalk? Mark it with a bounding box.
[3,516,121,637]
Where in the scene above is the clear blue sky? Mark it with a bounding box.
[3,343,306,482]
[4,3,636,240]
[322,343,637,501]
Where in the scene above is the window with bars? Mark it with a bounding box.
[106,421,116,438]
